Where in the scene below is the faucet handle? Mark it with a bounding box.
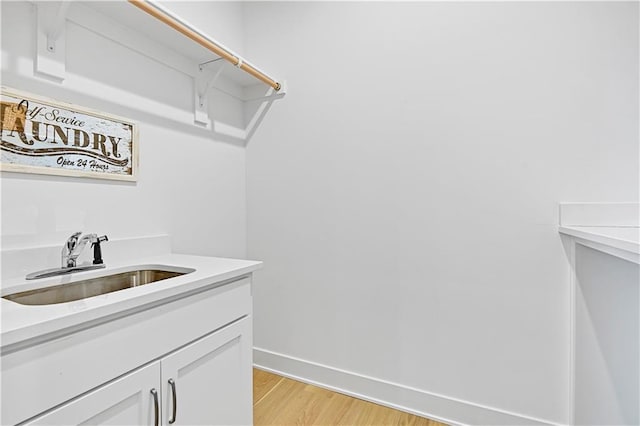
[65,231,83,251]
[62,231,83,268]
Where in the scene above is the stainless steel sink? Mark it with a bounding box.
[3,269,189,306]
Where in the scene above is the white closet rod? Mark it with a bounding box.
[128,0,281,91]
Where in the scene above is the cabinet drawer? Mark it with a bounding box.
[2,277,251,425]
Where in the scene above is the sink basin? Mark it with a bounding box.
[3,269,190,306]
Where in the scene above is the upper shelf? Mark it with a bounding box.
[83,1,279,89]
[558,202,640,264]
[31,0,284,140]
[559,226,639,257]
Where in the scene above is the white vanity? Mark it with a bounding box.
[1,236,261,425]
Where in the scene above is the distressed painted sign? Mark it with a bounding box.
[0,87,137,181]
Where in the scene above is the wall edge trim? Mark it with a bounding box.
[253,347,563,426]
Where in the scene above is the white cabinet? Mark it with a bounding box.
[3,276,254,426]
[161,317,252,426]
[25,318,251,426]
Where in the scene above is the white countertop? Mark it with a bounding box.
[559,226,640,265]
[1,253,262,349]
[558,226,639,254]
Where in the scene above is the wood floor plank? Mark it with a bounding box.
[313,392,357,425]
[256,377,330,425]
[254,368,284,405]
[254,377,304,425]
[253,369,447,426]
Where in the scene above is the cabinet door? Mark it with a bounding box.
[161,317,252,426]
[25,362,162,426]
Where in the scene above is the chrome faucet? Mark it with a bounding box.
[26,232,109,280]
[62,232,92,267]
[62,232,110,267]
[62,231,82,267]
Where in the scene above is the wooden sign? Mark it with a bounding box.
[0,87,138,181]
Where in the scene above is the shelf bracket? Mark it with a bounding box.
[35,1,71,82]
[213,81,287,143]
[193,59,225,127]
[244,81,287,141]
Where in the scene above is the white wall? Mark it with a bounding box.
[245,2,639,425]
[1,1,248,264]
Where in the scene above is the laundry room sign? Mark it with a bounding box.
[0,87,138,181]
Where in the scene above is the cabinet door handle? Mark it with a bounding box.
[168,378,177,424]
[150,388,159,426]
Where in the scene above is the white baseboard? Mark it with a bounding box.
[254,347,561,426]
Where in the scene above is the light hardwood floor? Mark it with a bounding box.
[253,369,446,426]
